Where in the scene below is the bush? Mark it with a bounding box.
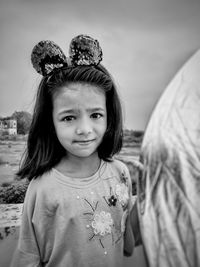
[0,134,28,141]
[0,181,29,204]
[1,182,12,187]
[0,156,8,165]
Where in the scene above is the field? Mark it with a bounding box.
[0,140,26,185]
[0,137,142,204]
[0,138,147,267]
[0,138,141,187]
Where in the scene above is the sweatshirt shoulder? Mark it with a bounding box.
[109,158,129,172]
[106,158,130,178]
[24,170,55,201]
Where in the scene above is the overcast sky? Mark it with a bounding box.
[1,0,200,130]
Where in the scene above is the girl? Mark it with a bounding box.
[11,35,135,267]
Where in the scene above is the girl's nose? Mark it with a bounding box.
[76,117,92,135]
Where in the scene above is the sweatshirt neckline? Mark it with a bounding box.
[52,160,107,188]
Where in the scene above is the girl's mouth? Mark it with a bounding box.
[74,139,95,145]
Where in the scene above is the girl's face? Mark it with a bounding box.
[52,82,107,160]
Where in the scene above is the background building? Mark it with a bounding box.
[0,118,17,135]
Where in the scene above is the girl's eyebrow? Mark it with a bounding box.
[87,107,105,112]
[58,107,105,115]
[57,109,76,115]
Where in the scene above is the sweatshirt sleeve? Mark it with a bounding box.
[120,161,135,257]
[10,180,41,267]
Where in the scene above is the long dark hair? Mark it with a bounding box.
[17,64,123,180]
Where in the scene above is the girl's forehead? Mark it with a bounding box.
[53,83,106,110]
[54,83,105,100]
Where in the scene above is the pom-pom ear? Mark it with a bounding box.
[31,40,67,76]
[69,35,103,66]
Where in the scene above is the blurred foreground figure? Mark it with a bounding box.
[138,50,200,267]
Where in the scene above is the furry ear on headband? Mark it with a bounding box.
[31,35,103,76]
[31,40,67,76]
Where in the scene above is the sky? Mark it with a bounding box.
[1,0,200,130]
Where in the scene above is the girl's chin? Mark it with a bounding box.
[67,150,98,159]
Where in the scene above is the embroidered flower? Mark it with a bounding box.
[120,172,128,184]
[108,195,117,206]
[91,211,113,236]
[115,183,129,207]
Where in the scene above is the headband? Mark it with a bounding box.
[31,35,103,76]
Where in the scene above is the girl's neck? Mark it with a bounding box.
[56,152,101,178]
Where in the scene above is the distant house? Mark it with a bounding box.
[0,117,17,135]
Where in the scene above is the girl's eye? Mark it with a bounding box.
[91,113,103,119]
[62,116,76,122]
